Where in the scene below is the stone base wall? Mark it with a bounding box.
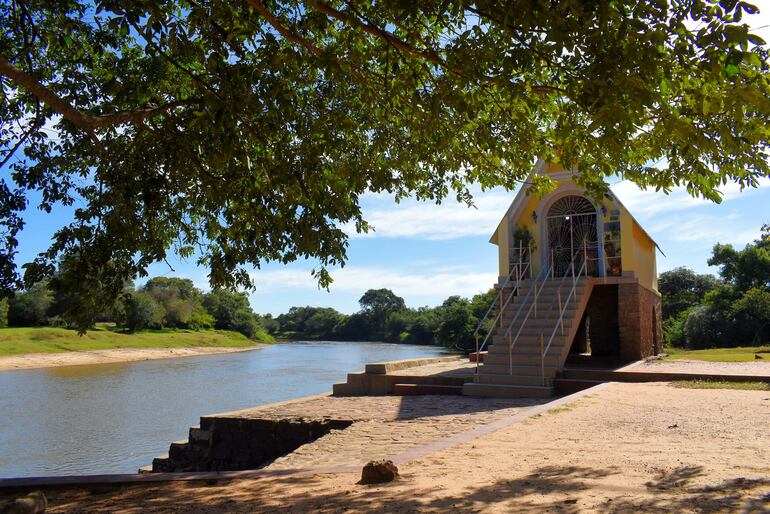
[152,417,352,472]
[618,282,663,363]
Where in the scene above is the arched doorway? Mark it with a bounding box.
[546,195,599,277]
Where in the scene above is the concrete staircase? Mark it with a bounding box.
[463,276,592,398]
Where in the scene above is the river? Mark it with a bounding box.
[0,341,448,478]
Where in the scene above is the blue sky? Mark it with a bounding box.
[11,177,770,316]
[6,10,770,317]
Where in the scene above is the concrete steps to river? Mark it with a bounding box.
[462,276,593,399]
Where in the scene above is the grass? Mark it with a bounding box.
[0,326,272,357]
[672,379,770,391]
[663,346,770,362]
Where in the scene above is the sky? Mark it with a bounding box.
[5,8,770,317]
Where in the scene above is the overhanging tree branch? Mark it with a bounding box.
[0,55,204,134]
[245,0,323,57]
[305,0,565,95]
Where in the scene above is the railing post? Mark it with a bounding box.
[558,290,564,336]
[508,332,513,376]
[540,333,545,387]
[583,239,588,277]
[550,249,554,278]
[499,288,504,328]
[475,333,480,383]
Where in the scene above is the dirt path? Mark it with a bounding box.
[18,381,769,513]
[0,346,266,371]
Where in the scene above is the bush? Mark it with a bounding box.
[8,282,53,326]
[0,298,8,328]
[123,292,165,331]
[663,309,690,348]
[435,297,478,352]
[202,289,265,339]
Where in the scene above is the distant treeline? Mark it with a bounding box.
[268,288,496,352]
[0,277,273,342]
[660,225,770,348]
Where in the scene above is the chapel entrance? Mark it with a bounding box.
[546,195,599,277]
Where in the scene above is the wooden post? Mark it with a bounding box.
[475,333,480,382]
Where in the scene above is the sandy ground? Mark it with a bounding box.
[0,346,265,371]
[13,381,769,513]
[632,358,770,376]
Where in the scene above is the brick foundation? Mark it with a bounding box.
[617,282,663,362]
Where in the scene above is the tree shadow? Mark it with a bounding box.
[645,465,704,492]
[10,464,770,513]
[392,394,546,420]
[606,470,770,514]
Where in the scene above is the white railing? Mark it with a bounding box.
[539,244,589,385]
[473,245,532,379]
[500,262,552,375]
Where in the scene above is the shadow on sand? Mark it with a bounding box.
[7,464,768,513]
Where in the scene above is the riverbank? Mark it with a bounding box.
[0,344,269,371]
[7,380,768,512]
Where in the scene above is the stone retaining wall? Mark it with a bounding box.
[152,416,352,472]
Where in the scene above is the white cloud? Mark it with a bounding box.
[611,177,770,217]
[650,212,759,247]
[250,265,497,298]
[347,190,512,240]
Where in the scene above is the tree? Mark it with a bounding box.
[358,288,406,336]
[122,291,165,332]
[142,277,211,329]
[8,280,52,326]
[202,288,263,339]
[2,2,770,331]
[658,267,720,320]
[731,287,770,343]
[708,242,770,291]
[0,297,8,327]
[435,296,478,352]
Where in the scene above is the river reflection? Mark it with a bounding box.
[0,341,447,478]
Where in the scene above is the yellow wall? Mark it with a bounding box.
[494,170,659,292]
[631,222,659,292]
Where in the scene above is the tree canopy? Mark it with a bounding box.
[662,227,770,347]
[2,1,770,330]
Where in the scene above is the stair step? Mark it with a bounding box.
[392,383,463,396]
[476,373,553,386]
[492,334,569,345]
[484,352,561,366]
[486,343,566,355]
[477,363,560,376]
[462,382,554,398]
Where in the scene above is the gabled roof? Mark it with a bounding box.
[490,159,662,254]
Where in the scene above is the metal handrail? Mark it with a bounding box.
[537,240,600,326]
[540,247,589,385]
[472,247,530,338]
[473,246,531,380]
[500,262,552,374]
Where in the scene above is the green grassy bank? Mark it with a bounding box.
[664,346,770,362]
[0,326,273,357]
